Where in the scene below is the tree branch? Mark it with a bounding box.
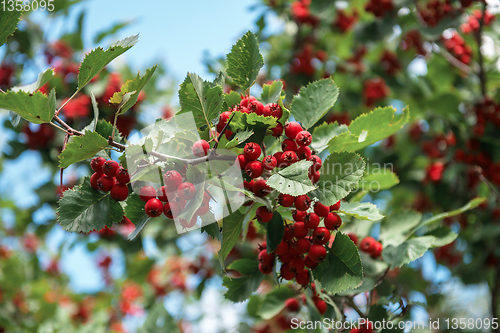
[346,297,367,319]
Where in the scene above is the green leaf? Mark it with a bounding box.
[0,89,56,124]
[361,170,400,191]
[89,92,99,132]
[328,107,410,152]
[95,119,122,142]
[58,130,108,168]
[425,226,458,247]
[57,178,124,233]
[124,193,149,240]
[266,212,284,253]
[260,80,283,105]
[290,78,339,130]
[226,31,264,91]
[178,73,224,129]
[310,122,348,154]
[313,232,363,294]
[223,259,263,302]
[382,236,436,268]
[0,10,22,47]
[228,111,278,144]
[224,129,254,149]
[379,211,422,247]
[202,222,222,242]
[219,210,247,266]
[338,202,384,221]
[225,90,241,108]
[258,287,295,320]
[266,160,315,196]
[12,68,54,94]
[78,35,138,90]
[110,65,157,115]
[309,152,365,206]
[337,278,376,296]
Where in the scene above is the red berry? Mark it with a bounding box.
[245,160,264,178]
[103,160,120,177]
[292,209,305,222]
[259,263,273,274]
[282,138,298,152]
[91,157,106,173]
[324,212,342,230]
[253,179,272,197]
[225,130,233,139]
[292,222,308,238]
[163,170,183,190]
[240,95,256,107]
[285,298,300,312]
[243,142,262,161]
[295,131,312,147]
[163,201,181,219]
[192,139,210,157]
[297,146,312,160]
[370,241,383,258]
[347,233,359,245]
[308,244,327,262]
[275,240,289,255]
[285,121,303,139]
[279,253,292,263]
[262,155,277,170]
[90,172,103,190]
[236,154,247,169]
[296,269,310,285]
[217,111,231,132]
[296,237,311,254]
[309,169,320,183]
[248,100,264,115]
[295,195,312,211]
[289,256,305,272]
[115,167,130,184]
[179,216,198,229]
[177,182,196,201]
[263,103,283,119]
[313,202,330,217]
[278,193,295,207]
[283,226,294,241]
[145,198,163,217]
[258,250,275,265]
[271,122,284,137]
[280,264,296,280]
[139,186,157,203]
[244,180,255,191]
[304,212,320,229]
[359,236,376,253]
[281,151,298,166]
[288,241,302,256]
[330,200,341,211]
[314,299,327,315]
[309,155,322,172]
[312,227,331,245]
[304,255,319,269]
[110,184,129,201]
[97,176,115,192]
[195,195,210,216]
[256,206,273,223]
[157,186,169,202]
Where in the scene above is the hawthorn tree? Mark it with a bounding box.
[0,0,498,332]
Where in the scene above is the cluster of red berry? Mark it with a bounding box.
[418,0,453,27]
[291,0,318,26]
[358,236,383,258]
[364,0,393,18]
[283,285,326,315]
[333,9,359,32]
[22,124,56,150]
[290,44,327,77]
[363,78,390,107]
[401,30,427,56]
[461,9,495,34]
[90,157,130,202]
[442,31,472,65]
[379,50,402,76]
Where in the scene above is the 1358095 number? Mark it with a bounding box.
[445,318,499,330]
[2,0,55,12]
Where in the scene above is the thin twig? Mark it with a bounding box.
[214,112,236,150]
[346,297,367,319]
[55,90,79,116]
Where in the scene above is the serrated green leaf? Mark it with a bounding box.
[57,178,124,233]
[361,169,399,191]
[226,31,264,91]
[219,210,247,266]
[379,211,422,247]
[78,35,138,90]
[225,90,241,108]
[224,129,254,149]
[266,212,284,253]
[382,236,436,268]
[223,259,263,302]
[0,89,56,124]
[310,122,348,154]
[338,202,384,221]
[260,80,283,105]
[202,222,222,242]
[313,232,363,294]
[58,130,108,168]
[12,68,54,94]
[309,152,365,206]
[266,160,315,196]
[228,111,278,144]
[329,107,410,152]
[290,78,339,129]
[89,92,99,132]
[0,10,22,47]
[94,119,122,142]
[258,287,295,320]
[425,227,458,247]
[110,65,157,115]
[124,193,147,225]
[178,73,224,129]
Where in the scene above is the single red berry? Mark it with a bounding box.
[292,209,305,222]
[139,186,157,203]
[279,253,292,264]
[248,100,264,115]
[285,121,303,139]
[253,179,272,197]
[281,151,298,166]
[195,196,210,216]
[304,255,319,269]
[262,155,277,170]
[163,201,181,219]
[296,269,310,285]
[278,193,295,207]
[359,236,376,253]
[324,212,342,230]
[288,241,302,256]
[179,216,198,229]
[263,103,283,119]
[296,237,311,254]
[304,212,320,229]
[271,122,284,137]
[292,222,309,238]
[192,139,210,157]
[240,95,256,107]
[314,202,330,217]
[289,256,305,272]
[256,206,273,223]
[308,244,327,262]
[295,131,312,147]
[330,200,341,211]
[370,241,383,258]
[309,169,320,183]
[245,161,264,178]
[236,154,247,169]
[115,167,130,184]
[285,298,300,312]
[163,170,183,190]
[91,157,106,173]
[297,146,312,160]
[314,299,327,315]
[243,142,262,161]
[225,130,233,139]
[157,186,169,202]
[217,111,232,133]
[97,176,115,192]
[275,240,289,255]
[282,138,298,152]
[244,180,255,192]
[258,250,276,265]
[309,155,322,172]
[347,233,359,245]
[103,160,120,177]
[283,226,294,241]
[110,184,129,201]
[280,264,296,280]
[90,172,103,190]
[259,263,273,274]
[177,182,196,201]
[312,227,331,245]
[145,198,163,217]
[295,195,312,211]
